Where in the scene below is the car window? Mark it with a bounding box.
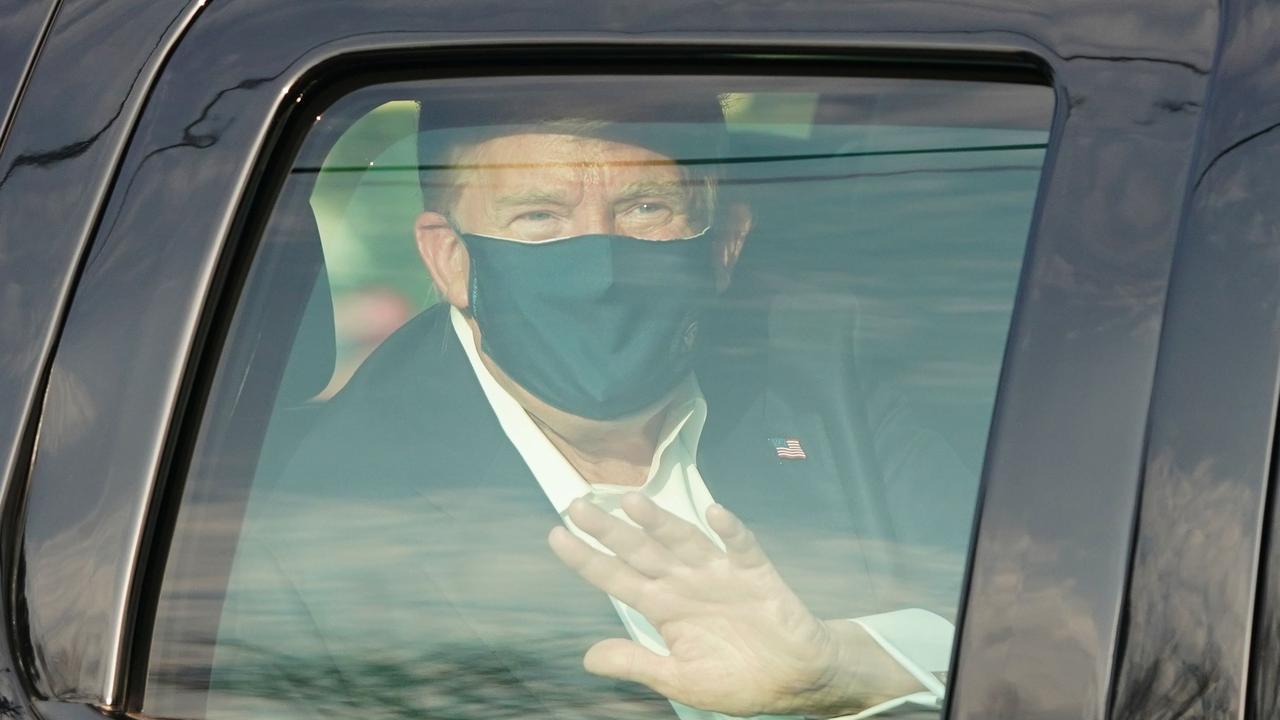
[140,72,1052,720]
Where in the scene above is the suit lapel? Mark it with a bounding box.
[394,307,671,717]
[696,292,908,618]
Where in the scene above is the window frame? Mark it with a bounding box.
[141,71,1057,719]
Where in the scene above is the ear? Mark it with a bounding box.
[415,210,470,309]
[713,202,752,292]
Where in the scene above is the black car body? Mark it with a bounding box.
[1,1,1280,718]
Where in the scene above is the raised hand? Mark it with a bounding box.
[547,494,919,718]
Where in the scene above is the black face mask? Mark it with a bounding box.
[460,230,716,420]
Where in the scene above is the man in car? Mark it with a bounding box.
[214,87,958,720]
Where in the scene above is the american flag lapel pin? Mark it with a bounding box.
[770,437,807,461]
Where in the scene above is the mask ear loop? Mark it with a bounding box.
[450,224,484,321]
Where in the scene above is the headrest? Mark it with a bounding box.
[263,174,336,406]
[277,264,335,406]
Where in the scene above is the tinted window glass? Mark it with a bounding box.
[142,73,1052,720]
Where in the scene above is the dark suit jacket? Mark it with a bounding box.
[208,301,973,720]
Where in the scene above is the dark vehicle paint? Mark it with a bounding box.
[8,0,1280,719]
[0,0,58,150]
[1110,0,1280,716]
[24,1,1212,716]
[0,0,202,716]
[1186,1,1280,719]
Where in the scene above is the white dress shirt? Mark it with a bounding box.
[450,307,947,719]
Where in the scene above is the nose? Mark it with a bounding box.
[564,192,617,237]
[565,202,614,235]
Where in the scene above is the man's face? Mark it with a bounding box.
[414,131,749,430]
[449,133,706,241]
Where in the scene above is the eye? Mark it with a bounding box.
[621,202,675,222]
[517,210,557,222]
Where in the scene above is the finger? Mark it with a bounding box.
[548,526,650,606]
[583,637,678,697]
[565,498,679,578]
[706,503,771,569]
[620,493,720,566]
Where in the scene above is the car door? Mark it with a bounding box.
[4,1,1227,719]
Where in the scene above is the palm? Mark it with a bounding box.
[548,494,842,717]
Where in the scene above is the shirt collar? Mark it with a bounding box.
[449,306,706,513]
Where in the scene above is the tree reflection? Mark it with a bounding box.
[155,639,670,720]
[1249,603,1280,719]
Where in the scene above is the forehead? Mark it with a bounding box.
[454,133,685,196]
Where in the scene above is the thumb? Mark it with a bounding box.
[583,638,677,693]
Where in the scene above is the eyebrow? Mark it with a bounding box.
[613,181,688,203]
[492,181,688,209]
[493,189,575,209]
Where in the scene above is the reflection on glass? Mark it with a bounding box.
[143,75,1052,720]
